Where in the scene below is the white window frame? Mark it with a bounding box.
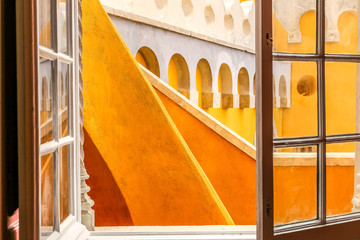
[17,0,87,239]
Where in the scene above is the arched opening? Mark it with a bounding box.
[224,14,234,33]
[204,5,215,26]
[218,64,233,108]
[168,54,190,92]
[279,75,287,98]
[238,67,249,95]
[154,0,167,10]
[243,19,251,36]
[218,63,232,94]
[182,0,193,19]
[135,47,160,78]
[196,59,212,108]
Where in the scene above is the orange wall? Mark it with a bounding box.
[274,166,354,225]
[84,128,134,226]
[156,89,257,224]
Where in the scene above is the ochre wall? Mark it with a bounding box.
[274,166,354,225]
[82,0,233,226]
[84,128,134,226]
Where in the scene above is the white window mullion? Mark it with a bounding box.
[40,141,59,155]
[53,149,61,232]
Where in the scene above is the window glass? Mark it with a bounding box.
[41,153,54,236]
[38,0,75,235]
[272,0,316,54]
[39,0,53,49]
[60,145,70,223]
[325,62,358,135]
[58,0,70,54]
[325,0,358,55]
[326,142,359,218]
[274,146,318,225]
[273,61,318,139]
[40,58,55,144]
[59,62,70,138]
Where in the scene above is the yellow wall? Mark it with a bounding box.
[82,0,234,226]
[274,11,357,152]
[205,108,256,144]
[82,0,358,226]
[168,58,178,90]
[196,67,202,108]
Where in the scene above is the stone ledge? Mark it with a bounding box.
[274,152,354,166]
[179,90,199,106]
[103,4,255,54]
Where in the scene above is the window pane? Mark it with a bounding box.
[41,153,54,235]
[272,0,316,53]
[39,0,53,49]
[58,0,70,54]
[274,146,318,225]
[325,1,358,55]
[325,62,357,135]
[59,145,70,223]
[59,62,70,138]
[273,61,317,139]
[326,142,359,218]
[40,58,55,144]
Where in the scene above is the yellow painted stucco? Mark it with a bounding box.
[81,0,359,227]
[273,10,357,152]
[82,0,234,226]
[168,58,178,90]
[135,51,147,68]
[196,67,202,108]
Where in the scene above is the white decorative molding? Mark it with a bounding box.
[100,0,256,51]
[79,0,95,231]
[273,0,316,43]
[325,0,357,42]
[273,0,358,43]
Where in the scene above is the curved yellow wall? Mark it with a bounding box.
[82,0,233,226]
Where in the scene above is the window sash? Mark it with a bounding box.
[37,0,79,236]
[259,0,360,238]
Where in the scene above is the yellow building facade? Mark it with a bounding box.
[42,0,358,229]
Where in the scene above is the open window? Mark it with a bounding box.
[257,0,360,239]
[14,0,360,239]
